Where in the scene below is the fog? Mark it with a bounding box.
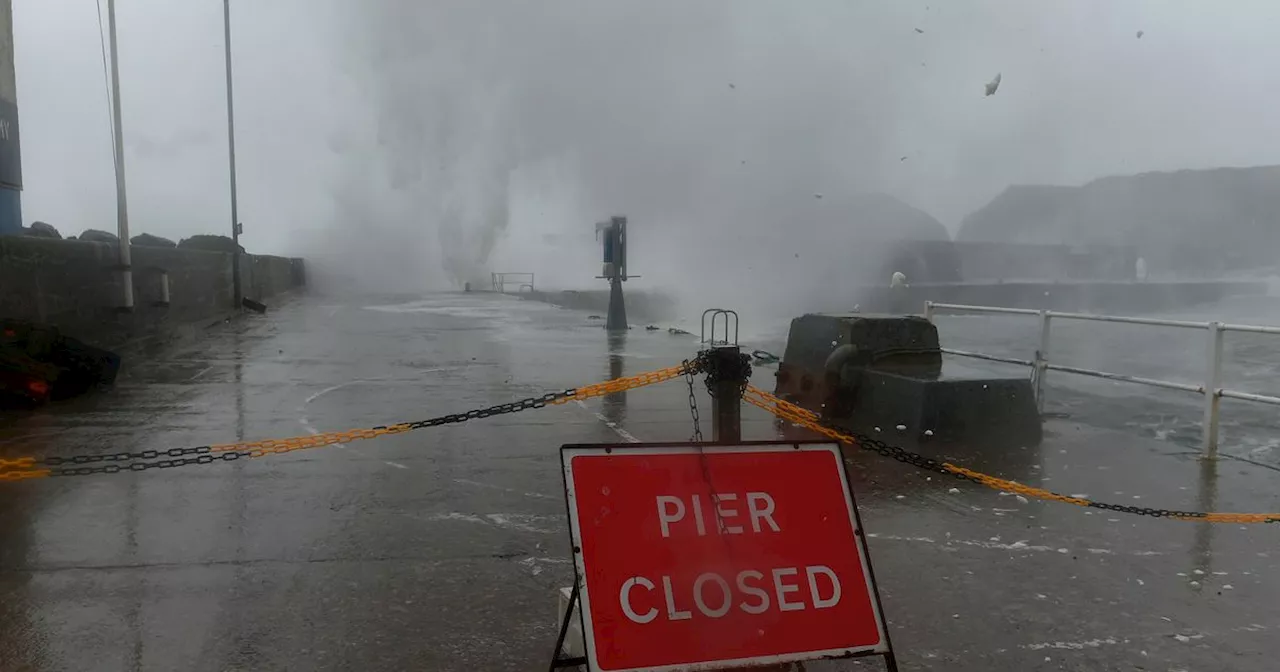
[15,0,1280,316]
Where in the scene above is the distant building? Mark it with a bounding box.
[957,166,1280,277]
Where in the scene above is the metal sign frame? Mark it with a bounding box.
[552,440,897,672]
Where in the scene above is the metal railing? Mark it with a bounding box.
[924,301,1280,455]
[491,272,535,293]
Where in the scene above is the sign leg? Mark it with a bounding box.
[548,580,585,671]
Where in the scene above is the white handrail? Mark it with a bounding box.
[1223,323,1280,335]
[924,301,1280,455]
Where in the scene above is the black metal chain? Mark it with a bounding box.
[47,451,255,477]
[35,388,578,479]
[402,390,574,429]
[683,358,703,442]
[807,418,1253,522]
[39,445,216,466]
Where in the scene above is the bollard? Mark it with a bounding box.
[710,345,744,443]
[154,268,170,308]
[606,276,627,331]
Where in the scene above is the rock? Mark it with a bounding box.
[178,234,244,254]
[78,229,120,243]
[130,233,176,248]
[984,72,1002,96]
[24,221,61,239]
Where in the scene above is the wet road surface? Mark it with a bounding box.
[1,291,1278,671]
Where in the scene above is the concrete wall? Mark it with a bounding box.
[853,280,1267,315]
[952,242,1136,282]
[518,288,677,323]
[845,240,1136,285]
[0,235,305,346]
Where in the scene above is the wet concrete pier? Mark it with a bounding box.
[1,292,1277,671]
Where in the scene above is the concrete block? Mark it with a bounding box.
[556,586,585,660]
[847,370,1041,449]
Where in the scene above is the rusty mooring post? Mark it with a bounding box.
[710,345,744,443]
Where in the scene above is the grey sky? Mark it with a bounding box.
[14,1,1280,291]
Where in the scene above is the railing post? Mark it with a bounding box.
[1202,321,1224,457]
[1034,310,1051,414]
[710,346,744,443]
[157,269,170,307]
[923,301,935,323]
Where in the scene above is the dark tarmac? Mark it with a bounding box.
[1,292,1278,671]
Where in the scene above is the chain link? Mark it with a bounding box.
[37,446,215,466]
[701,349,753,399]
[743,385,1280,525]
[683,358,703,442]
[45,451,255,478]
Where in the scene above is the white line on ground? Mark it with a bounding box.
[452,478,556,500]
[574,399,641,443]
[303,380,376,407]
[865,533,1163,558]
[412,511,564,534]
[384,461,408,469]
[296,373,448,462]
[188,366,213,381]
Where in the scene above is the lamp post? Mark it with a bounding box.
[106,0,133,310]
[222,0,242,307]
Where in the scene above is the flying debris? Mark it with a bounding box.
[984,72,1002,97]
[914,28,924,34]
[900,156,908,161]
[1136,30,1144,39]
[814,193,823,199]
[728,83,735,89]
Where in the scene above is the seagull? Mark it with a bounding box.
[984,72,1002,97]
[914,27,924,34]
[1136,30,1144,39]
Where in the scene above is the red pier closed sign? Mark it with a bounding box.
[561,442,892,671]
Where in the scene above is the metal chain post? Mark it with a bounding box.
[707,346,746,443]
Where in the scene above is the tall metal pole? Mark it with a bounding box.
[106,0,133,311]
[223,0,242,307]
